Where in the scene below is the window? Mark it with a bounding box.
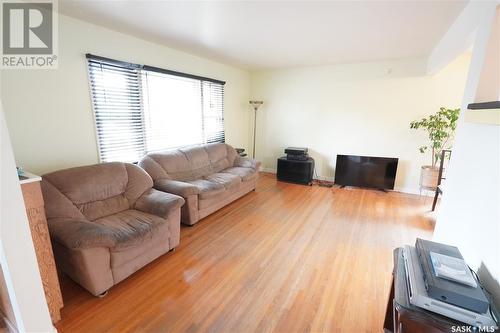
[87,54,225,163]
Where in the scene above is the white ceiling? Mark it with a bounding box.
[59,0,467,70]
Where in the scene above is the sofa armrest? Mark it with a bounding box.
[134,188,185,219]
[48,218,117,249]
[154,179,200,197]
[234,156,261,170]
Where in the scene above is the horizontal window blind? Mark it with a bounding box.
[86,54,225,163]
[87,58,146,163]
[202,81,225,143]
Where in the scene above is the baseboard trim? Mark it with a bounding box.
[394,186,436,197]
[260,168,435,197]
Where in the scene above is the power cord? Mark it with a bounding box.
[468,265,499,324]
[312,168,334,187]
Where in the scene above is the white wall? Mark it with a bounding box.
[433,3,500,310]
[0,14,251,175]
[427,1,491,75]
[250,54,470,193]
[476,6,500,103]
[0,99,55,333]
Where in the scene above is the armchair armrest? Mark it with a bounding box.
[134,188,185,219]
[47,217,117,249]
[234,156,261,170]
[154,179,200,197]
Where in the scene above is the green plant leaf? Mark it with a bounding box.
[410,107,460,164]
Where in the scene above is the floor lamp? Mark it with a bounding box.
[249,100,263,159]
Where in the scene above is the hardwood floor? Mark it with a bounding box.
[55,173,435,333]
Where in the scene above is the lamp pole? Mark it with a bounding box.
[252,108,257,158]
[249,101,263,159]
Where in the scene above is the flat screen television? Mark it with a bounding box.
[334,154,398,190]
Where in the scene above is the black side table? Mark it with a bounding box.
[276,156,314,185]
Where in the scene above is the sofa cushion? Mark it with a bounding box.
[186,179,225,199]
[198,179,256,211]
[206,143,232,173]
[41,180,87,220]
[48,217,119,249]
[43,162,128,206]
[93,209,167,250]
[79,194,130,221]
[42,163,154,221]
[180,145,212,179]
[147,150,193,181]
[110,222,171,269]
[204,172,241,190]
[222,167,258,182]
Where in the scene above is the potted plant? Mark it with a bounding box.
[410,107,460,190]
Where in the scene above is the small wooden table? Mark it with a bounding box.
[384,248,497,333]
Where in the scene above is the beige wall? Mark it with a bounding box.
[0,14,251,175]
[250,54,470,193]
[1,13,470,194]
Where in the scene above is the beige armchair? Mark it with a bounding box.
[41,162,184,296]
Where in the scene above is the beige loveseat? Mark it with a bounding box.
[139,143,260,225]
[41,162,184,296]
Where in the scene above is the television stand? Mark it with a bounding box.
[276,156,314,185]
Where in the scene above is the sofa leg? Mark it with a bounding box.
[97,290,108,298]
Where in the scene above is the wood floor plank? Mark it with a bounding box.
[55,173,434,333]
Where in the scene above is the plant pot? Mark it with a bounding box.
[420,165,439,190]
